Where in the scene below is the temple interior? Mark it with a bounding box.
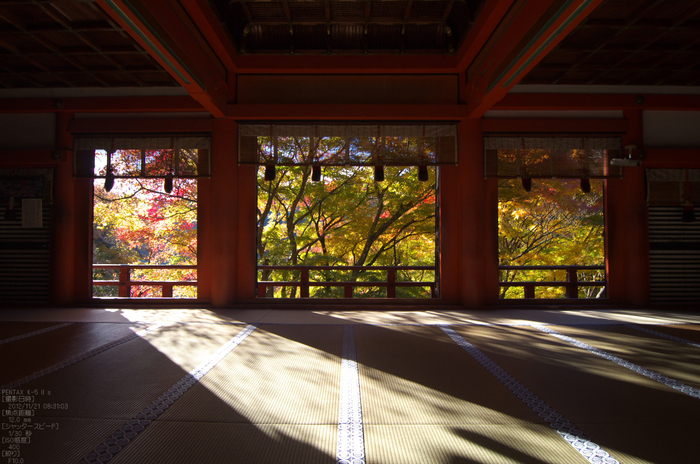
[1,1,700,463]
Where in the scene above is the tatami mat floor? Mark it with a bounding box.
[2,307,700,464]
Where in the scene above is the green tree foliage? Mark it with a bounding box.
[257,139,437,299]
[498,177,605,299]
[92,149,197,298]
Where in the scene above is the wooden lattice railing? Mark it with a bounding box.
[257,265,436,298]
[499,265,606,299]
[92,264,197,298]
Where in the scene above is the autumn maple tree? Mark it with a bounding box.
[257,153,437,298]
[92,149,198,297]
[498,177,605,299]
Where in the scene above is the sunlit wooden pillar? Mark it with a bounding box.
[606,109,649,306]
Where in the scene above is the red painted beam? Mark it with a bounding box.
[456,0,516,74]
[0,96,205,113]
[179,0,238,73]
[95,0,228,117]
[642,149,700,168]
[68,118,214,134]
[228,104,469,120]
[466,0,606,118]
[494,93,700,111]
[482,118,629,133]
[0,150,67,164]
[233,55,457,74]
[638,94,700,111]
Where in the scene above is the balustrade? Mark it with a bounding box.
[92,264,197,298]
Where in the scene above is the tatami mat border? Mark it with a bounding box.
[534,325,700,400]
[78,324,258,464]
[4,315,699,463]
[337,325,366,464]
[625,324,700,348]
[0,322,73,345]
[440,324,620,464]
[1,323,165,390]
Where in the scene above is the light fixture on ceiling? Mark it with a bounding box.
[311,165,322,182]
[264,165,276,181]
[610,145,643,167]
[521,177,532,192]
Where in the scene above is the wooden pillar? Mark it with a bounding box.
[236,163,258,303]
[438,163,462,302]
[440,118,499,307]
[51,112,74,305]
[197,174,212,301]
[52,112,91,305]
[209,119,238,306]
[606,109,649,306]
[461,119,499,307]
[74,179,93,303]
[207,119,258,306]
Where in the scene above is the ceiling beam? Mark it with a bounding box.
[0,96,206,113]
[233,54,457,74]
[482,118,629,133]
[643,149,700,168]
[493,93,700,111]
[179,0,238,74]
[0,7,111,87]
[456,0,515,74]
[228,103,468,120]
[465,0,606,118]
[38,1,147,87]
[595,2,700,86]
[95,0,229,117]
[68,118,214,134]
[552,0,666,85]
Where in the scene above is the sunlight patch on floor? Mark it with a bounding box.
[109,308,240,325]
[314,310,440,325]
[135,322,245,372]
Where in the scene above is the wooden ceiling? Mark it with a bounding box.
[0,0,699,90]
[520,0,700,86]
[0,0,179,88]
[217,0,478,55]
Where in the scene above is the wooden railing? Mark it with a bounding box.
[499,265,606,299]
[257,265,436,298]
[92,264,197,298]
